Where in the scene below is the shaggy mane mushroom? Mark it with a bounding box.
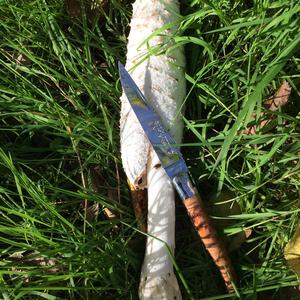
[120,0,185,299]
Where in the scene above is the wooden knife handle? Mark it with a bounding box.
[183,194,236,291]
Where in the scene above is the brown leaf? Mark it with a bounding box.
[65,0,81,18]
[208,191,251,252]
[265,81,291,112]
[244,81,291,135]
[284,222,300,278]
[86,203,100,221]
[15,53,31,66]
[89,166,118,221]
[65,0,109,23]
[228,228,252,252]
[8,251,62,275]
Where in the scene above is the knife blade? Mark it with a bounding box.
[118,61,236,291]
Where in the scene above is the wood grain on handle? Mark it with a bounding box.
[183,195,236,291]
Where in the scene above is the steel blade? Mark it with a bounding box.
[119,63,236,290]
[118,62,195,199]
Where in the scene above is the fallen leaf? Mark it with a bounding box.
[208,191,251,252]
[284,222,300,278]
[244,81,291,135]
[65,0,81,18]
[229,228,252,252]
[265,80,291,112]
[15,53,31,66]
[89,166,118,221]
[8,251,62,277]
[65,0,108,23]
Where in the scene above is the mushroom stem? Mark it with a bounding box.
[120,0,185,299]
[139,151,181,300]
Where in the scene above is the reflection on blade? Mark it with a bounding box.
[118,62,194,198]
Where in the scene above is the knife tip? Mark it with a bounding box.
[118,61,125,72]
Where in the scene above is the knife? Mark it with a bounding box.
[118,62,236,291]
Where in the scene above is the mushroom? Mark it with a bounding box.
[120,0,185,299]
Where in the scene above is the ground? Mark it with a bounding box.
[0,0,299,299]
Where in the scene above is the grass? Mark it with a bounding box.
[0,0,299,299]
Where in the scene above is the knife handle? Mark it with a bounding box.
[183,194,236,291]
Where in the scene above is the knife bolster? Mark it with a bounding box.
[172,174,195,199]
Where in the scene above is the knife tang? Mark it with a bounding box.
[172,173,195,199]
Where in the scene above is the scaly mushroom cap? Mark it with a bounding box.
[120,0,185,189]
